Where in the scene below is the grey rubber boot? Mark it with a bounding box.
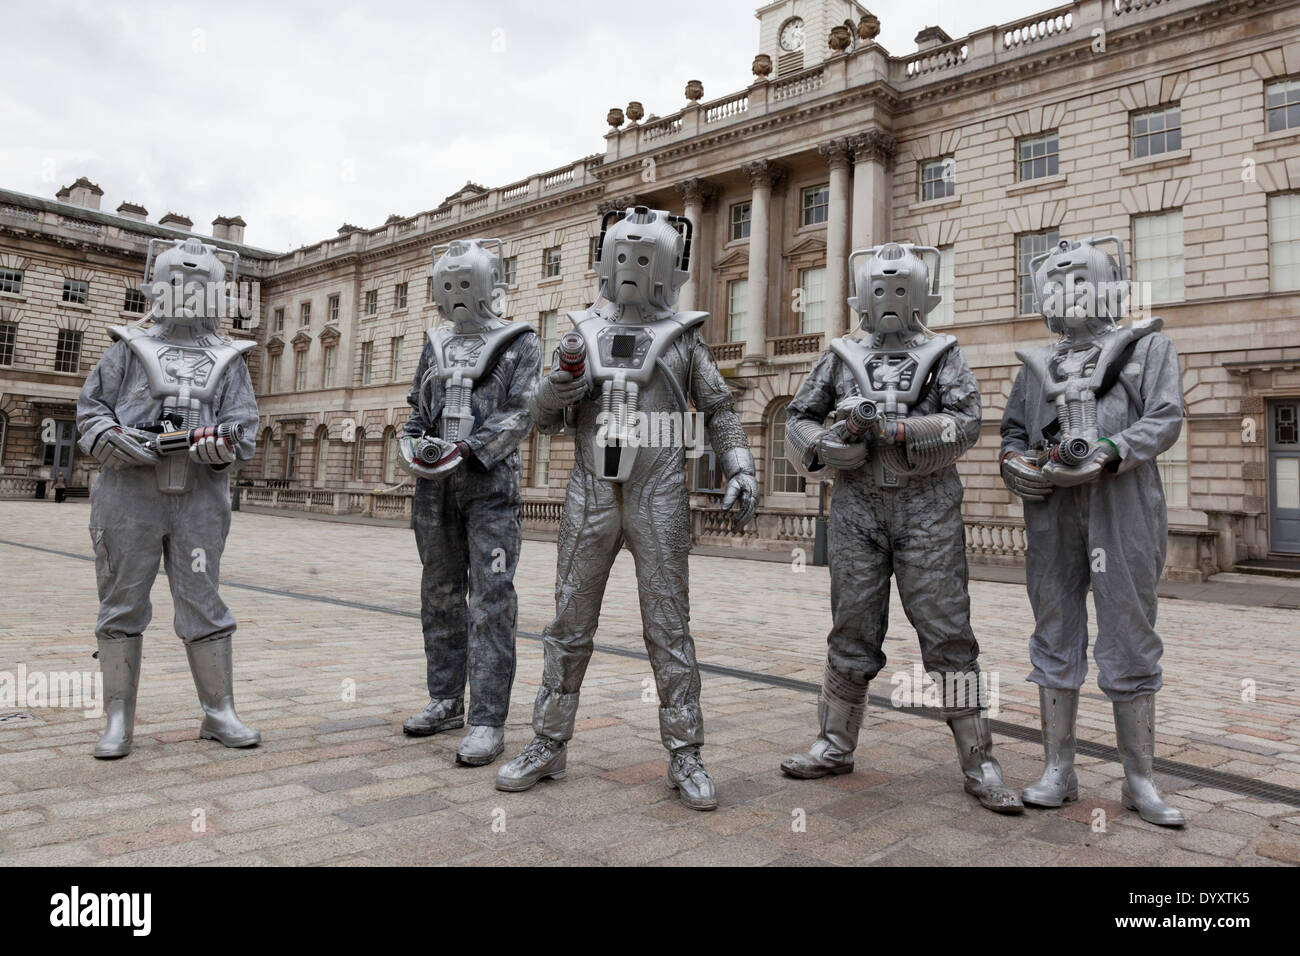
[495,735,567,792]
[93,636,143,759]
[185,637,260,748]
[1022,687,1080,807]
[780,670,867,779]
[402,697,465,737]
[456,725,505,767]
[1113,694,1186,827]
[947,712,1024,814]
[668,746,718,811]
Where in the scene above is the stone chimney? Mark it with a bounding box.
[59,177,104,210]
[159,212,193,231]
[211,215,231,240]
[116,201,148,222]
[225,215,246,244]
[914,26,953,51]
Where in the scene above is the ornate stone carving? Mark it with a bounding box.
[606,107,625,129]
[818,138,853,169]
[674,178,720,208]
[829,24,852,54]
[684,79,704,102]
[596,194,647,216]
[849,129,897,167]
[626,101,645,124]
[752,53,773,78]
[741,160,787,190]
[858,12,881,40]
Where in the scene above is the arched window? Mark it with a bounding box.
[353,428,367,481]
[382,427,398,483]
[261,428,274,478]
[314,425,330,486]
[769,400,806,495]
[0,412,7,464]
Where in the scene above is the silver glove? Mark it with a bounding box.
[398,434,463,480]
[188,427,237,467]
[721,473,758,531]
[1042,441,1118,488]
[535,368,587,417]
[91,427,161,470]
[1000,451,1052,502]
[816,423,869,471]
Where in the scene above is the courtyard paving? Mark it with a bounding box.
[0,499,1297,866]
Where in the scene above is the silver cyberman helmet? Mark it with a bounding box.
[846,242,942,336]
[431,238,508,329]
[595,206,693,312]
[142,238,237,331]
[1030,236,1129,335]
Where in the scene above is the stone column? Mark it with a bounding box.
[818,138,853,337]
[674,178,718,312]
[740,159,785,361]
[848,130,896,255]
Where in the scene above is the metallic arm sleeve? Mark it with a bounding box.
[76,341,129,454]
[1106,333,1184,474]
[785,351,840,475]
[888,346,982,476]
[462,333,542,470]
[687,331,749,464]
[211,355,259,462]
[402,341,435,439]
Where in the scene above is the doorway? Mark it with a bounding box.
[1267,398,1300,555]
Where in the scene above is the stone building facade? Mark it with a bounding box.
[4,0,1299,579]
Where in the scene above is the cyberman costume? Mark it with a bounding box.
[1000,236,1186,826]
[496,206,758,810]
[76,238,260,759]
[397,238,541,767]
[780,243,1022,814]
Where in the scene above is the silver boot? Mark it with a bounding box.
[1113,694,1186,827]
[668,746,717,811]
[456,725,505,767]
[495,735,567,792]
[185,637,260,748]
[93,636,142,759]
[780,672,867,779]
[947,712,1024,814]
[1022,687,1080,807]
[402,697,465,737]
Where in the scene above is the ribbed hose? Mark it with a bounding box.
[877,413,967,477]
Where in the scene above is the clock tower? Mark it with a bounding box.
[755,0,874,77]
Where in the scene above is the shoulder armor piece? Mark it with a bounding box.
[426,322,531,383]
[575,309,705,387]
[830,333,956,410]
[120,325,247,404]
[1015,318,1163,401]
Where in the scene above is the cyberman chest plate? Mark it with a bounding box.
[425,323,530,442]
[568,308,706,482]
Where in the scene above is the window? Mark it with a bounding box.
[390,336,404,382]
[798,267,826,335]
[930,247,956,326]
[503,256,517,285]
[539,311,559,366]
[353,428,367,480]
[269,353,282,391]
[0,412,6,461]
[274,307,285,331]
[1270,192,1300,292]
[395,282,408,310]
[1266,77,1300,133]
[0,268,22,295]
[1017,229,1061,315]
[315,426,330,486]
[1131,105,1181,159]
[801,185,829,226]
[587,236,599,270]
[0,322,15,366]
[383,428,398,483]
[284,433,297,479]
[543,246,561,279]
[262,430,274,477]
[533,433,551,487]
[123,287,147,313]
[366,290,378,316]
[300,301,311,326]
[1017,132,1059,181]
[54,329,82,372]
[1133,210,1185,303]
[727,278,748,342]
[328,294,340,323]
[770,401,806,494]
[360,341,373,384]
[1157,425,1189,508]
[730,202,752,241]
[323,344,336,388]
[689,442,724,493]
[920,157,956,202]
[294,349,308,391]
[62,279,88,305]
[425,276,434,303]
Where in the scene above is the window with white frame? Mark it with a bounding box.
[539,311,559,366]
[300,301,311,326]
[390,335,404,381]
[274,307,285,331]
[323,344,336,387]
[328,294,340,323]
[54,329,82,372]
[770,401,806,494]
[920,157,956,202]
[269,353,282,391]
[262,431,273,477]
[294,349,308,391]
[801,185,829,226]
[587,236,599,270]
[727,278,748,342]
[0,322,15,366]
[1017,229,1060,314]
[798,267,826,334]
[0,412,7,461]
[533,433,551,487]
[0,268,22,295]
[383,428,398,483]
[1016,131,1059,181]
[284,433,297,479]
[1133,210,1185,303]
[123,287,147,313]
[365,290,378,316]
[543,247,561,278]
[1266,77,1300,133]
[503,256,517,285]
[929,246,956,326]
[1270,192,1300,292]
[62,279,88,305]
[353,428,367,480]
[360,340,373,384]
[395,282,408,310]
[315,426,330,485]
[1131,105,1181,159]
[730,202,751,240]
[1157,424,1189,508]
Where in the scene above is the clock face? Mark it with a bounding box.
[779,17,805,52]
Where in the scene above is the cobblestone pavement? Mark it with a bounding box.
[1,500,1297,867]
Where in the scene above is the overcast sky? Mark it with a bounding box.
[0,0,1054,251]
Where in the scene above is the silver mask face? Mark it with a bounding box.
[595,206,691,314]
[847,242,942,337]
[144,238,232,333]
[1031,237,1129,337]
[432,238,507,330]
